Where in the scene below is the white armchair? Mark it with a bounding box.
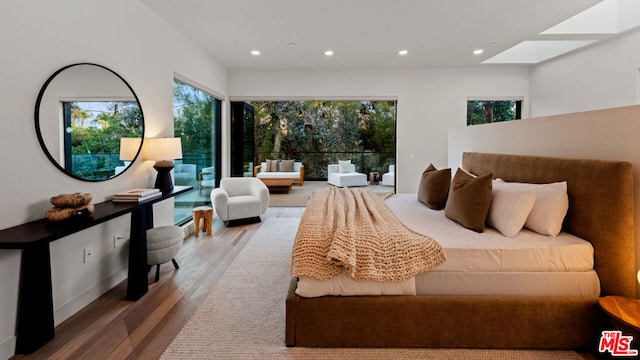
[210,177,269,226]
[327,162,367,187]
[382,165,395,186]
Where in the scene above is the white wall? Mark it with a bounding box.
[0,0,227,358]
[530,26,640,117]
[228,66,530,194]
[448,105,640,296]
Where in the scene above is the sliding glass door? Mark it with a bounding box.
[173,79,222,225]
[248,100,396,182]
[230,102,255,177]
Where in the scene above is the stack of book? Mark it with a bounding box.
[112,188,162,203]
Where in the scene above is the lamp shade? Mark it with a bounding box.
[145,137,183,161]
[119,137,142,161]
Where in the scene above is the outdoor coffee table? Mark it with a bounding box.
[261,179,294,193]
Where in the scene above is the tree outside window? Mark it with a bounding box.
[249,100,396,179]
[467,99,522,126]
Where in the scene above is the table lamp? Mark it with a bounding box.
[145,137,183,192]
[119,137,142,166]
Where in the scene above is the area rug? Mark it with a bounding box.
[268,184,316,207]
[161,217,584,360]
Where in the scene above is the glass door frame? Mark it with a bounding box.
[173,79,222,226]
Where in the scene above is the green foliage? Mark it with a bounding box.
[174,81,213,154]
[69,101,142,179]
[70,101,143,154]
[467,100,518,125]
[360,101,395,153]
[173,80,219,173]
[70,104,89,127]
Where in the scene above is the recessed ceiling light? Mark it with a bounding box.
[251,50,260,56]
[288,42,295,47]
[398,50,408,56]
[473,49,484,55]
[324,50,334,56]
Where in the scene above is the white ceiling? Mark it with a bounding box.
[140,0,626,69]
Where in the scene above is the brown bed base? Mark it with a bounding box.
[285,152,635,350]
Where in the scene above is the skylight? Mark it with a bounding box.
[541,0,640,35]
[483,0,640,64]
[482,40,595,64]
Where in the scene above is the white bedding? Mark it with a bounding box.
[386,194,594,272]
[295,194,600,298]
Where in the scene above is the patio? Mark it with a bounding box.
[175,180,394,223]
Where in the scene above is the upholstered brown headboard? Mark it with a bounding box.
[462,152,635,297]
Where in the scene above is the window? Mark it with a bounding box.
[248,100,396,180]
[173,80,222,225]
[467,99,522,126]
[63,100,142,180]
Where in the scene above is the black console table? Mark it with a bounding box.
[0,186,191,354]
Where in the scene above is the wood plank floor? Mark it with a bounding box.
[12,207,305,360]
[11,204,597,359]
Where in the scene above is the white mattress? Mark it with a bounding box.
[295,194,600,298]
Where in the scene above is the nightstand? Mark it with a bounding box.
[599,296,640,345]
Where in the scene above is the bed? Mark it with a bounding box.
[285,152,635,349]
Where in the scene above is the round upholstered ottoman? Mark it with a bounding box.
[147,225,183,282]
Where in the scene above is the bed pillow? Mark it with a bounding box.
[444,168,493,232]
[417,164,451,210]
[524,181,569,236]
[338,160,352,173]
[281,159,295,172]
[487,179,537,237]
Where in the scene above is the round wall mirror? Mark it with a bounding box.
[35,63,144,181]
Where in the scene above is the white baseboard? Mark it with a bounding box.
[182,220,194,237]
[0,336,15,360]
[44,223,193,344]
[53,222,191,326]
[54,267,129,326]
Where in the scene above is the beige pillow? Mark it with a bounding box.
[490,180,569,236]
[487,179,537,237]
[338,160,352,173]
[444,168,493,232]
[265,159,279,172]
[281,160,295,172]
[417,164,451,210]
[524,181,568,236]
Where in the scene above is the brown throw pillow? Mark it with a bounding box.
[265,159,279,172]
[270,160,280,172]
[417,164,451,210]
[444,168,493,232]
[281,159,295,172]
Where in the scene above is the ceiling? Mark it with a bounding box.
[140,0,632,70]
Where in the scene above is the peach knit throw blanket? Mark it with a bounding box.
[291,188,446,282]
